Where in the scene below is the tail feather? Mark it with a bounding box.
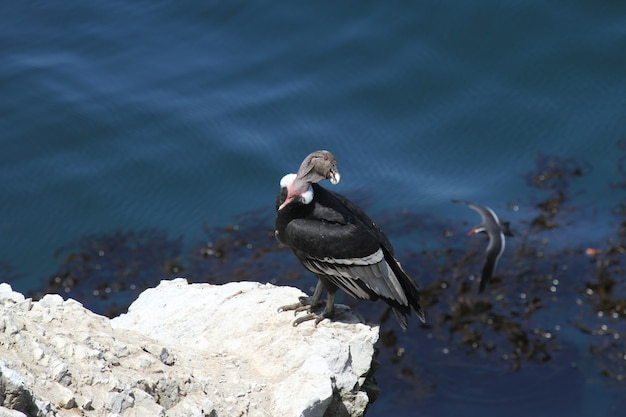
[391,307,409,331]
[384,249,426,326]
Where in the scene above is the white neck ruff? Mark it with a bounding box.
[280,173,313,204]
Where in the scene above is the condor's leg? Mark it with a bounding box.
[278,279,325,315]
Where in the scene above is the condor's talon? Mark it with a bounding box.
[292,314,314,327]
[279,298,325,317]
[292,308,334,327]
[277,302,301,313]
[293,304,314,314]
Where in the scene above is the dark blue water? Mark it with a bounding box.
[2,2,626,416]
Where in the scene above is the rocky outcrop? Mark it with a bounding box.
[0,279,379,417]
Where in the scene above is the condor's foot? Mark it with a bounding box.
[278,296,336,327]
[277,296,324,315]
[291,306,335,327]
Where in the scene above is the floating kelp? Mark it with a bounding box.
[32,229,184,317]
[31,210,299,318]
[186,208,294,286]
[576,140,626,383]
[0,261,22,283]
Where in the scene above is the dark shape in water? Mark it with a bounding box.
[452,199,513,293]
[35,229,184,317]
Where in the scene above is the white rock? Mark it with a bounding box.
[0,280,379,417]
[165,395,216,417]
[52,385,76,409]
[0,406,28,417]
[0,283,25,306]
[32,347,44,362]
[38,294,64,308]
[274,354,333,417]
[16,299,32,312]
[112,279,379,415]
[0,362,31,412]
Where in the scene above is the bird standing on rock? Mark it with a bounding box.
[275,150,425,330]
[452,199,513,293]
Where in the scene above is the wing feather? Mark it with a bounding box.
[301,249,409,305]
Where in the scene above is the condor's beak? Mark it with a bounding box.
[329,168,340,185]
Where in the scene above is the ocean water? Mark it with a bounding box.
[2,1,626,416]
